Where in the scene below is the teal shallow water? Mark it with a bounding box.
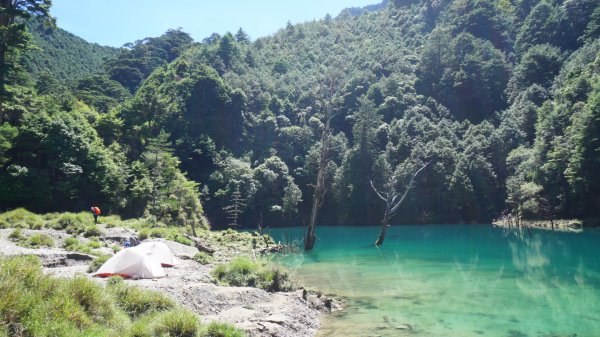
[270,225,600,337]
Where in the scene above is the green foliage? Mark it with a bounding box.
[87,254,111,273]
[153,309,200,337]
[8,227,23,240]
[0,255,211,337]
[0,0,52,98]
[0,207,43,229]
[74,75,131,113]
[2,0,600,227]
[0,109,128,212]
[107,280,175,319]
[193,252,213,265]
[200,321,245,337]
[105,28,193,92]
[0,122,17,167]
[507,44,564,99]
[23,232,54,247]
[21,18,119,83]
[416,30,510,121]
[50,212,92,233]
[84,224,102,237]
[212,257,293,292]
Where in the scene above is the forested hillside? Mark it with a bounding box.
[1,0,599,229]
[21,18,119,82]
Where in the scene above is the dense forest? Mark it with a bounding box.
[1,0,599,230]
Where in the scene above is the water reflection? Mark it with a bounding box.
[272,225,600,337]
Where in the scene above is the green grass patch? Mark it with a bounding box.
[200,321,245,337]
[49,212,92,234]
[138,228,150,240]
[0,208,44,229]
[22,233,54,248]
[84,225,102,237]
[193,252,213,265]
[63,237,105,255]
[87,254,111,273]
[1,255,235,337]
[212,257,294,292]
[173,234,193,246]
[107,280,175,319]
[0,256,125,336]
[154,309,200,337]
[8,228,23,241]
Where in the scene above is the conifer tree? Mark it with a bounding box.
[223,182,246,228]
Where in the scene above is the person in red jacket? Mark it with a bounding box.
[90,206,101,224]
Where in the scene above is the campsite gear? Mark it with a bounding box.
[94,240,177,279]
[130,237,140,246]
[124,239,131,248]
[94,246,166,279]
[137,241,177,267]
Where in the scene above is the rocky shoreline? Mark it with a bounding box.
[492,218,585,232]
[0,227,342,337]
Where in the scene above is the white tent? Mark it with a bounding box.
[137,241,177,267]
[94,246,166,279]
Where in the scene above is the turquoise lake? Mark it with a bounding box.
[269,225,600,337]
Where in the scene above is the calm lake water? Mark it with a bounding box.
[269,225,600,337]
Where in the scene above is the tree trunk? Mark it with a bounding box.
[305,140,327,251]
[375,204,391,246]
[190,219,197,237]
[304,111,331,251]
[304,190,320,250]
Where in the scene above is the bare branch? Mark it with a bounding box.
[370,180,386,202]
[390,160,432,215]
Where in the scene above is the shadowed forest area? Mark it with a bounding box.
[1,0,599,230]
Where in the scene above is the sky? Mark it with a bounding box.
[51,0,379,47]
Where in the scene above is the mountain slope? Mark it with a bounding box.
[21,18,120,82]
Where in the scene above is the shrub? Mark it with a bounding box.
[106,276,124,287]
[257,265,293,292]
[100,214,122,228]
[25,233,54,247]
[154,309,200,337]
[0,255,202,337]
[112,245,122,253]
[8,228,23,241]
[88,239,103,249]
[149,228,167,238]
[138,228,150,240]
[126,314,155,337]
[212,257,293,292]
[51,212,90,234]
[174,234,193,246]
[0,256,107,336]
[64,276,115,322]
[108,282,175,318]
[0,208,44,229]
[193,252,213,265]
[200,321,245,337]
[87,254,111,273]
[84,225,102,237]
[63,237,93,254]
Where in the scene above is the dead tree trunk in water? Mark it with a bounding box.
[305,115,331,251]
[370,161,431,246]
[304,69,344,251]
